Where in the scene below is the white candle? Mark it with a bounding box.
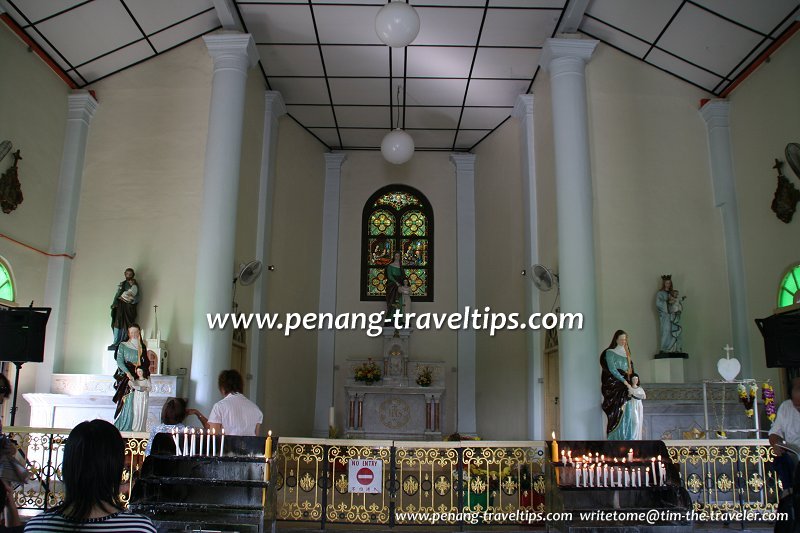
[603,464,608,487]
[190,428,196,456]
[199,428,204,455]
[637,468,642,487]
[645,467,650,487]
[588,465,594,487]
[561,450,565,464]
[617,467,622,487]
[220,428,225,456]
[576,467,582,487]
[212,428,217,456]
[172,428,181,456]
[650,458,656,484]
[627,448,633,462]
[660,463,667,486]
[329,406,335,427]
[596,464,601,486]
[624,468,630,487]
[183,428,189,456]
[206,429,211,454]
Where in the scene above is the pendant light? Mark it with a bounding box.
[375,0,420,48]
[381,86,414,165]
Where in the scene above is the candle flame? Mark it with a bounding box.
[268,430,273,437]
[551,431,555,439]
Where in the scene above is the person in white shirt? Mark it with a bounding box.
[198,369,263,437]
[769,377,800,492]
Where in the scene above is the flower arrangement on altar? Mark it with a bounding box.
[415,365,433,387]
[354,358,382,383]
[737,382,758,417]
[762,382,777,423]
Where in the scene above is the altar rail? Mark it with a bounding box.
[1,429,781,526]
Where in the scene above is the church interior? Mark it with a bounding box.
[1,0,799,529]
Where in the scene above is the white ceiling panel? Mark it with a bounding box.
[406,46,474,78]
[465,79,529,106]
[472,47,540,79]
[404,107,461,129]
[314,5,382,44]
[239,4,316,43]
[36,1,143,67]
[391,47,405,77]
[260,45,325,76]
[657,3,763,77]
[408,129,456,149]
[455,129,491,149]
[414,7,484,46]
[406,78,468,106]
[68,70,83,86]
[340,128,388,148]
[729,39,772,80]
[149,10,220,53]
[693,0,799,35]
[308,128,339,148]
[124,0,213,35]
[77,40,154,83]
[412,0,486,6]
[287,105,336,127]
[323,45,388,77]
[335,106,389,128]
[580,15,650,58]
[269,77,330,104]
[460,107,513,129]
[8,0,84,23]
[329,78,389,105]
[645,48,723,92]
[480,8,560,47]
[27,30,72,71]
[585,0,683,42]
[489,0,566,6]
[771,15,797,38]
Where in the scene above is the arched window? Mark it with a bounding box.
[0,259,13,303]
[361,185,433,302]
[778,263,800,308]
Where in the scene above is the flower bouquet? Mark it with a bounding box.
[354,358,382,384]
[737,382,757,417]
[762,383,776,423]
[416,366,433,387]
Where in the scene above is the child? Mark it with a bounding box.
[130,366,151,432]
[398,279,412,316]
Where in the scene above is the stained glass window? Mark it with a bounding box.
[362,185,433,302]
[778,264,800,308]
[0,261,13,302]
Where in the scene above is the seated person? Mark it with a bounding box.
[0,481,22,533]
[197,370,262,437]
[769,377,800,493]
[144,397,205,456]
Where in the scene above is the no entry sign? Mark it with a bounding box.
[348,459,383,493]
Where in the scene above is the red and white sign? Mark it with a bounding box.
[348,459,383,493]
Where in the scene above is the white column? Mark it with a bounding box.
[513,94,544,440]
[249,91,286,405]
[313,152,346,437]
[540,38,601,440]
[37,91,98,393]
[451,153,477,435]
[190,33,258,415]
[699,101,751,377]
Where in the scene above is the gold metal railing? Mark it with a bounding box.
[3,426,147,512]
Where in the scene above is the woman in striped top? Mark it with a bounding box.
[24,420,155,532]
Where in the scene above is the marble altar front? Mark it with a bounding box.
[24,373,183,431]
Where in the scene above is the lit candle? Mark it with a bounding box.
[603,464,608,487]
[220,428,225,456]
[624,467,630,487]
[551,432,559,463]
[600,454,605,463]
[657,455,663,486]
[576,466,582,487]
[588,465,594,487]
[206,428,211,454]
[650,457,656,484]
[645,467,650,487]
[627,448,633,462]
[561,450,565,464]
[617,467,622,487]
[329,406,335,428]
[212,428,217,456]
[568,450,572,465]
[183,428,189,456]
[660,462,667,486]
[637,468,642,487]
[199,428,204,455]
[190,428,196,456]
[172,428,181,456]
[265,430,273,481]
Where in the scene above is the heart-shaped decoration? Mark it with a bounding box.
[717,357,741,381]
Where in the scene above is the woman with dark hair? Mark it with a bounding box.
[599,330,636,440]
[112,324,150,432]
[23,419,155,532]
[144,398,205,456]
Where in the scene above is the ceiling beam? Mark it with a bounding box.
[557,0,589,34]
[212,0,244,32]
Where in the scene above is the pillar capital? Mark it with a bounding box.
[513,94,534,119]
[264,91,287,119]
[699,99,730,129]
[539,38,598,73]
[67,90,98,124]
[324,151,347,170]
[450,152,475,172]
[203,32,258,72]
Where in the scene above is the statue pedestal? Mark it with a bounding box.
[652,353,687,384]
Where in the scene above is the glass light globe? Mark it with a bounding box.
[381,129,415,164]
[375,1,420,48]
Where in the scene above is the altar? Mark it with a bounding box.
[344,328,445,440]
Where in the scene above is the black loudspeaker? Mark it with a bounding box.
[756,309,800,368]
[0,307,51,363]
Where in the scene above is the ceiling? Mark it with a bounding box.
[1,0,798,152]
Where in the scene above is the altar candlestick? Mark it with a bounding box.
[220,428,225,456]
[212,428,217,456]
[645,467,650,487]
[627,448,634,462]
[172,428,181,456]
[183,428,189,457]
[551,432,559,463]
